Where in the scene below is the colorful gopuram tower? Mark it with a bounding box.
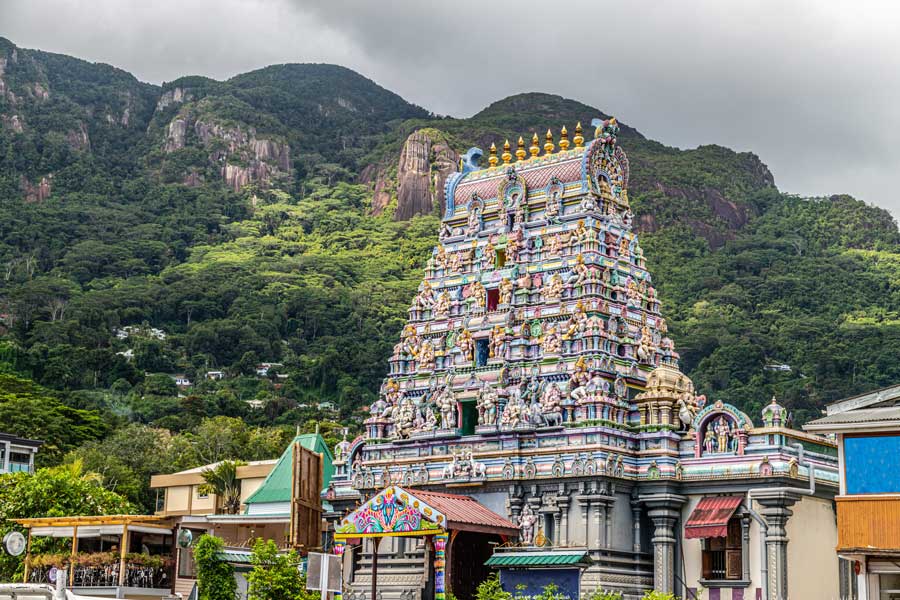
[328,119,840,600]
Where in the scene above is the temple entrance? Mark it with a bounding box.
[450,531,502,599]
[335,487,518,600]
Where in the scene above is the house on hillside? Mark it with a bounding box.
[254,363,282,377]
[0,432,41,474]
[806,383,900,599]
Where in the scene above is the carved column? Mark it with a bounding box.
[752,490,800,600]
[642,493,687,595]
[593,499,603,549]
[552,511,562,546]
[740,515,751,583]
[631,499,642,553]
[605,499,613,548]
[558,496,570,547]
[578,495,591,547]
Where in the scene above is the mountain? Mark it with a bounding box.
[0,35,898,452]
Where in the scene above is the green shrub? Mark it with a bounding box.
[641,591,677,600]
[587,591,624,600]
[476,573,511,600]
[193,534,236,600]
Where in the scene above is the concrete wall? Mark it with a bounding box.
[786,495,839,600]
[240,477,266,504]
[166,486,191,513]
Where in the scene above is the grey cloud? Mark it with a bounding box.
[2,0,899,214]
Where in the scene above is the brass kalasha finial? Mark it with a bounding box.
[559,125,570,151]
[516,136,527,161]
[529,133,540,158]
[574,122,584,148]
[488,142,498,167]
[544,129,555,154]
[502,139,512,164]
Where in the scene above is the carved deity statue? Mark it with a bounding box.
[541,324,561,354]
[456,328,474,362]
[418,340,435,370]
[433,291,451,318]
[542,273,564,302]
[467,205,482,237]
[434,384,457,430]
[477,380,499,427]
[489,324,507,359]
[519,504,538,546]
[498,277,514,305]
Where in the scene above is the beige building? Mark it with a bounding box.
[150,460,275,518]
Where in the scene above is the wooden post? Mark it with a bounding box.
[290,441,299,548]
[22,528,32,583]
[118,523,129,587]
[69,525,78,587]
[370,537,381,600]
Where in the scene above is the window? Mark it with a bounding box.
[495,249,506,269]
[196,487,209,500]
[701,517,743,581]
[475,339,489,367]
[486,288,500,311]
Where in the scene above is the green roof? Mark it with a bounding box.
[216,550,253,564]
[484,551,591,567]
[244,433,334,505]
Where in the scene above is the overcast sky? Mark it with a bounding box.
[3,0,900,216]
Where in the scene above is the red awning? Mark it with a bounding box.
[684,496,743,539]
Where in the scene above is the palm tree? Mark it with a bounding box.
[198,460,246,514]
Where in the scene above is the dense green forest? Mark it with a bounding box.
[1,36,899,510]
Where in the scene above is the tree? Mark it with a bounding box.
[198,460,246,514]
[0,463,134,581]
[193,534,236,600]
[246,538,316,600]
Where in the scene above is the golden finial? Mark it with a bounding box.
[516,136,527,161]
[559,125,570,151]
[502,139,512,164]
[488,142,498,167]
[574,122,584,148]
[544,129,555,154]
[529,133,540,158]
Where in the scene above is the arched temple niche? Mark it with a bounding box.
[692,401,753,458]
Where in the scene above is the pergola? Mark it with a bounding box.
[333,486,518,600]
[12,515,173,587]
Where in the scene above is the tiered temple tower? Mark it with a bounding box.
[328,120,840,600]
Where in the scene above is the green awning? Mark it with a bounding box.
[485,551,591,567]
[216,550,253,564]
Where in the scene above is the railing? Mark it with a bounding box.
[28,557,173,589]
[836,495,900,551]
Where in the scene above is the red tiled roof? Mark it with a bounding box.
[684,496,743,539]
[415,489,519,535]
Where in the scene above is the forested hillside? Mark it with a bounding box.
[1,37,898,507]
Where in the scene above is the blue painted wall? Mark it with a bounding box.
[844,435,900,494]
[500,568,580,599]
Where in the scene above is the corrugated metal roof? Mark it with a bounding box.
[216,550,253,564]
[805,406,900,430]
[414,489,518,534]
[244,434,334,505]
[485,551,590,567]
[684,496,743,539]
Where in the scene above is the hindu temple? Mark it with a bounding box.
[327,120,846,600]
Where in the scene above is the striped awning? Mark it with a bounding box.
[485,551,591,567]
[684,496,743,539]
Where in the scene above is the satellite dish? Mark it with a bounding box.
[4,531,26,556]
[177,528,193,548]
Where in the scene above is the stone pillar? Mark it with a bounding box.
[435,532,448,600]
[642,493,687,595]
[333,540,346,600]
[2,441,9,473]
[593,499,603,549]
[552,511,562,546]
[631,499,642,553]
[605,500,613,549]
[751,490,800,600]
[740,515,751,583]
[578,495,591,547]
[558,497,570,547]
